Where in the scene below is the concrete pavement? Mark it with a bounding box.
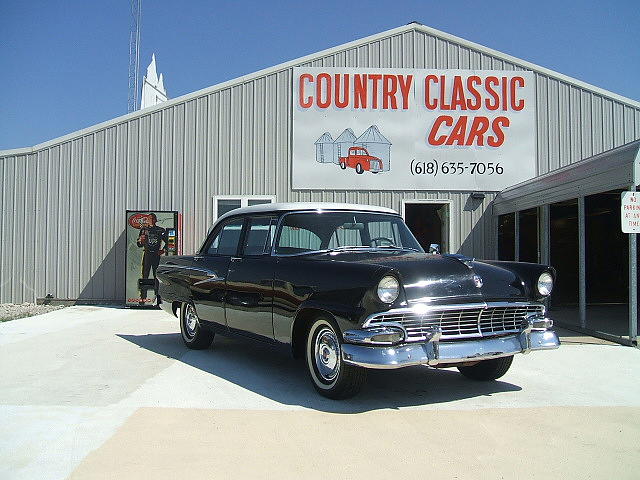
[1,306,639,479]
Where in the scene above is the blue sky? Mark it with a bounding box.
[1,0,638,150]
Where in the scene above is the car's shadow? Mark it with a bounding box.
[118,332,522,413]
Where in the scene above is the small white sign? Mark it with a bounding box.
[621,191,640,233]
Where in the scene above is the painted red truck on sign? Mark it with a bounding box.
[339,146,383,174]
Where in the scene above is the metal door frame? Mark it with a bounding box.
[401,199,454,254]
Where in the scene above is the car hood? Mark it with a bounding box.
[311,250,528,303]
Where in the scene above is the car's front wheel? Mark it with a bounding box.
[180,302,215,349]
[306,317,366,399]
[355,163,364,174]
[457,355,513,380]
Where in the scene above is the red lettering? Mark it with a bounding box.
[299,74,313,108]
[383,75,398,109]
[445,116,468,145]
[334,74,349,108]
[466,76,482,110]
[424,75,438,109]
[354,74,367,108]
[488,116,510,147]
[501,76,508,111]
[451,76,467,110]
[427,116,453,146]
[316,73,331,109]
[485,77,500,110]
[369,74,382,109]
[510,77,525,111]
[465,117,490,146]
[398,75,413,109]
[439,75,451,110]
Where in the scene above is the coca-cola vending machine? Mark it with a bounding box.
[125,210,181,307]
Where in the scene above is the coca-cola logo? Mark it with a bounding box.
[128,213,153,229]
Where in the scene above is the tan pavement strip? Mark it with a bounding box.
[69,406,640,480]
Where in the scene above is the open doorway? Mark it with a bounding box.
[403,201,451,253]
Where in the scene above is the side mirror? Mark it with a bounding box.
[429,243,441,254]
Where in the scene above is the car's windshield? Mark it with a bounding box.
[274,211,424,255]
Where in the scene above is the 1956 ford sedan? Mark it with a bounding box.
[157,203,559,399]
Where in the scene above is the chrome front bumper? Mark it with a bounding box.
[341,330,560,369]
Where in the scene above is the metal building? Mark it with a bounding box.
[1,23,639,342]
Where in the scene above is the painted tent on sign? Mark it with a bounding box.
[314,132,335,163]
[356,125,392,171]
[333,128,357,163]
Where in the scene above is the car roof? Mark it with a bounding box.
[216,202,398,223]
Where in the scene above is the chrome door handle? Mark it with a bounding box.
[230,257,241,262]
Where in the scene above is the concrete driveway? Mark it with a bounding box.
[1,306,639,479]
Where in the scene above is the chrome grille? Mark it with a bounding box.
[366,304,544,341]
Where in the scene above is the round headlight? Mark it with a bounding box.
[537,272,553,296]
[377,276,400,303]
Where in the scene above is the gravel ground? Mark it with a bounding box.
[0,303,65,322]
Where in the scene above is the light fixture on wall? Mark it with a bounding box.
[471,192,486,200]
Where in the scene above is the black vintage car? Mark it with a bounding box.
[157,203,559,399]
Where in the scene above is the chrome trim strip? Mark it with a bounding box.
[161,264,222,280]
[341,330,560,369]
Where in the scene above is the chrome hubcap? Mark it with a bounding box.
[184,304,198,337]
[314,327,340,381]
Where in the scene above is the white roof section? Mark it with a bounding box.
[216,202,398,223]
[493,140,640,215]
[356,125,391,144]
[314,132,334,144]
[335,128,357,143]
[2,22,638,156]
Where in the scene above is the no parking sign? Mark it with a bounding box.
[621,191,640,233]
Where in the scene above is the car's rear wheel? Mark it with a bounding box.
[339,161,346,169]
[180,302,214,349]
[355,163,364,174]
[457,355,513,380]
[305,317,366,399]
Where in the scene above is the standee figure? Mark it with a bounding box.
[137,213,167,303]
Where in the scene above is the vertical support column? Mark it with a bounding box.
[540,204,551,311]
[629,186,638,344]
[540,204,550,265]
[578,196,586,329]
[514,211,520,262]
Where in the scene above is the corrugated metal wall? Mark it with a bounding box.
[1,27,639,303]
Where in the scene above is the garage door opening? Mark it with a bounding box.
[403,202,450,254]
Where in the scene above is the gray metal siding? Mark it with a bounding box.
[1,27,639,303]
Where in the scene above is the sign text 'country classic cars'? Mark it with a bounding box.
[292,67,536,191]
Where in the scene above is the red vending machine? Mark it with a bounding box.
[125,210,181,307]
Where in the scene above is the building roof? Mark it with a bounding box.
[493,140,640,215]
[216,202,398,223]
[2,22,639,156]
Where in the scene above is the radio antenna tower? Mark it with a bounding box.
[127,0,142,113]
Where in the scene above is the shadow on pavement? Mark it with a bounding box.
[118,332,522,413]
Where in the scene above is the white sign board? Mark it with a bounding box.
[292,67,536,191]
[621,191,640,233]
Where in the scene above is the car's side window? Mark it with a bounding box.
[243,216,276,256]
[277,225,321,254]
[206,218,244,256]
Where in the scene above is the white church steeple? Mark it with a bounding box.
[141,53,168,109]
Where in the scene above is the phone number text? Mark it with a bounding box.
[410,160,504,176]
